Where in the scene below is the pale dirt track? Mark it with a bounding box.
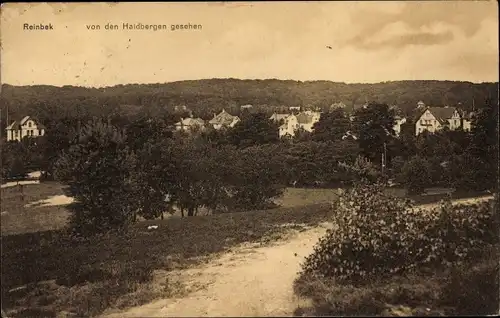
[101,196,493,318]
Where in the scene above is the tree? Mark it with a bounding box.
[352,103,395,163]
[295,126,312,142]
[338,155,382,184]
[1,140,29,180]
[133,138,176,220]
[401,156,432,195]
[38,117,81,180]
[228,144,287,210]
[311,109,350,142]
[169,137,233,216]
[54,119,139,235]
[226,112,279,148]
[465,98,498,191]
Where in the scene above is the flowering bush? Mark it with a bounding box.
[300,182,497,286]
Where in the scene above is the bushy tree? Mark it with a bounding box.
[54,119,139,235]
[466,98,498,191]
[1,140,29,180]
[311,109,350,142]
[228,144,287,210]
[352,103,395,163]
[401,156,432,194]
[338,155,382,184]
[226,112,279,148]
[283,140,360,187]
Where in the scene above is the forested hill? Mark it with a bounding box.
[0,79,497,125]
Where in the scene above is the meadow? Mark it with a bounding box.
[0,182,495,317]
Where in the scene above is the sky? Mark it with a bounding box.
[1,1,498,87]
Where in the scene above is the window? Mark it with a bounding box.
[28,122,32,128]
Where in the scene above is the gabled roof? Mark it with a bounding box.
[209,110,239,126]
[423,107,459,125]
[296,112,314,124]
[269,113,290,121]
[175,117,205,127]
[5,116,46,130]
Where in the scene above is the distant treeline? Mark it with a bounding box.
[1,79,498,129]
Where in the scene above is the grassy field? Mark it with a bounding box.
[1,182,494,317]
[1,182,70,236]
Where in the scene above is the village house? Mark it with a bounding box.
[460,111,474,132]
[174,116,206,132]
[209,109,240,130]
[5,116,46,142]
[297,110,321,132]
[269,112,290,123]
[276,110,321,138]
[278,114,299,138]
[415,106,463,136]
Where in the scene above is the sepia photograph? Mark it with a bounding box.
[0,1,498,317]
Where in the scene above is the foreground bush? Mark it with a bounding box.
[294,246,499,316]
[299,182,497,285]
[440,245,499,315]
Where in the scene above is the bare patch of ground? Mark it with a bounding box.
[25,195,74,208]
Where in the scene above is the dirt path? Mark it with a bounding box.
[103,223,332,317]
[102,196,493,318]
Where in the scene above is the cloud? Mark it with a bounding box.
[341,1,496,50]
[352,30,454,50]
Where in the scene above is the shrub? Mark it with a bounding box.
[338,156,382,184]
[440,246,499,315]
[401,156,432,194]
[54,119,140,235]
[299,182,497,286]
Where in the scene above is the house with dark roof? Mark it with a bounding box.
[296,111,321,132]
[415,106,462,136]
[174,116,206,132]
[208,109,240,130]
[5,116,46,142]
[269,113,290,123]
[277,111,321,138]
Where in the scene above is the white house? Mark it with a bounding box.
[393,116,407,136]
[5,116,46,142]
[278,114,299,138]
[209,109,240,130]
[277,111,321,138]
[462,112,474,132]
[297,111,321,132]
[174,117,205,132]
[415,106,462,136]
